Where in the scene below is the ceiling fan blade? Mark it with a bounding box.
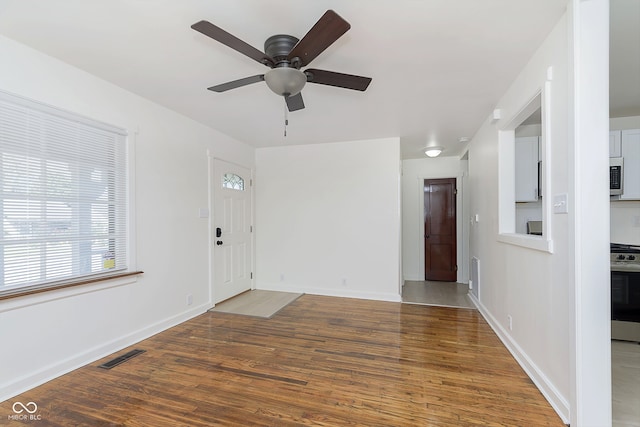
[192,20,274,67]
[287,10,350,67]
[285,93,305,112]
[208,75,265,92]
[305,69,372,91]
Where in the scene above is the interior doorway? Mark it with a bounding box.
[424,178,457,281]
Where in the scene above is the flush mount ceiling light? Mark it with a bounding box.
[425,146,443,157]
[264,67,307,96]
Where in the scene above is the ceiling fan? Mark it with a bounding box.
[191,10,372,112]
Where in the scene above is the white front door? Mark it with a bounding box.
[212,159,252,303]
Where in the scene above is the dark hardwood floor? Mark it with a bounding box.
[1,295,565,426]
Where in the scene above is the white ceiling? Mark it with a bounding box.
[0,0,635,159]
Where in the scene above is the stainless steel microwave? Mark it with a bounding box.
[610,158,624,196]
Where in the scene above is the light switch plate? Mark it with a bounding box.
[553,194,569,214]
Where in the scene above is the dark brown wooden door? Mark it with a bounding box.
[424,178,457,281]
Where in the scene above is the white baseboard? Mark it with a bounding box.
[0,302,210,403]
[468,293,570,424]
[256,282,401,302]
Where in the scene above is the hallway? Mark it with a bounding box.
[402,280,475,309]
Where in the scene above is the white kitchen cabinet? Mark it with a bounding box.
[610,130,622,157]
[515,136,540,202]
[620,129,640,200]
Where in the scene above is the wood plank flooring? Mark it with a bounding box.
[1,295,565,426]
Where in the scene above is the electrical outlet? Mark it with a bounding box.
[341,278,347,286]
[507,315,513,331]
[186,294,193,306]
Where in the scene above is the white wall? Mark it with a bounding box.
[610,201,640,245]
[0,35,254,401]
[467,12,573,421]
[254,138,401,301]
[567,0,611,423]
[468,2,612,423]
[401,156,468,283]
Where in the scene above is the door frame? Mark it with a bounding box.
[208,154,255,307]
[423,177,457,281]
[416,172,468,284]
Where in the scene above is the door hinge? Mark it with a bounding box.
[250,272,253,279]
[250,179,253,186]
[454,189,458,195]
[250,225,253,233]
[455,265,458,271]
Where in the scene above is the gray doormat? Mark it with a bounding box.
[209,290,303,318]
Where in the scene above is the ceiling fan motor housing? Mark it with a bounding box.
[264,35,300,67]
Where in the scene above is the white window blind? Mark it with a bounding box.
[0,91,128,294]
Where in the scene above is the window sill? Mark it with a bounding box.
[0,271,143,302]
[497,233,554,253]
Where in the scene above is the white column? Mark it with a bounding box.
[568,0,612,425]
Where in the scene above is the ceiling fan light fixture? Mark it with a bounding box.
[425,146,443,157]
[264,68,307,96]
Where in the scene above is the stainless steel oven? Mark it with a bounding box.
[611,243,640,342]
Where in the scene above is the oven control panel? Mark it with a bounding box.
[611,252,640,272]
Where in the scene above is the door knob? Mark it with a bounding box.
[216,240,223,245]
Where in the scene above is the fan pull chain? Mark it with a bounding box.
[283,99,289,137]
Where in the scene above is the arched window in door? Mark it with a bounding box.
[222,173,244,191]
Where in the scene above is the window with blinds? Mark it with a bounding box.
[0,91,128,295]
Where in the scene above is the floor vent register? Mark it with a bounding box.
[99,349,146,369]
